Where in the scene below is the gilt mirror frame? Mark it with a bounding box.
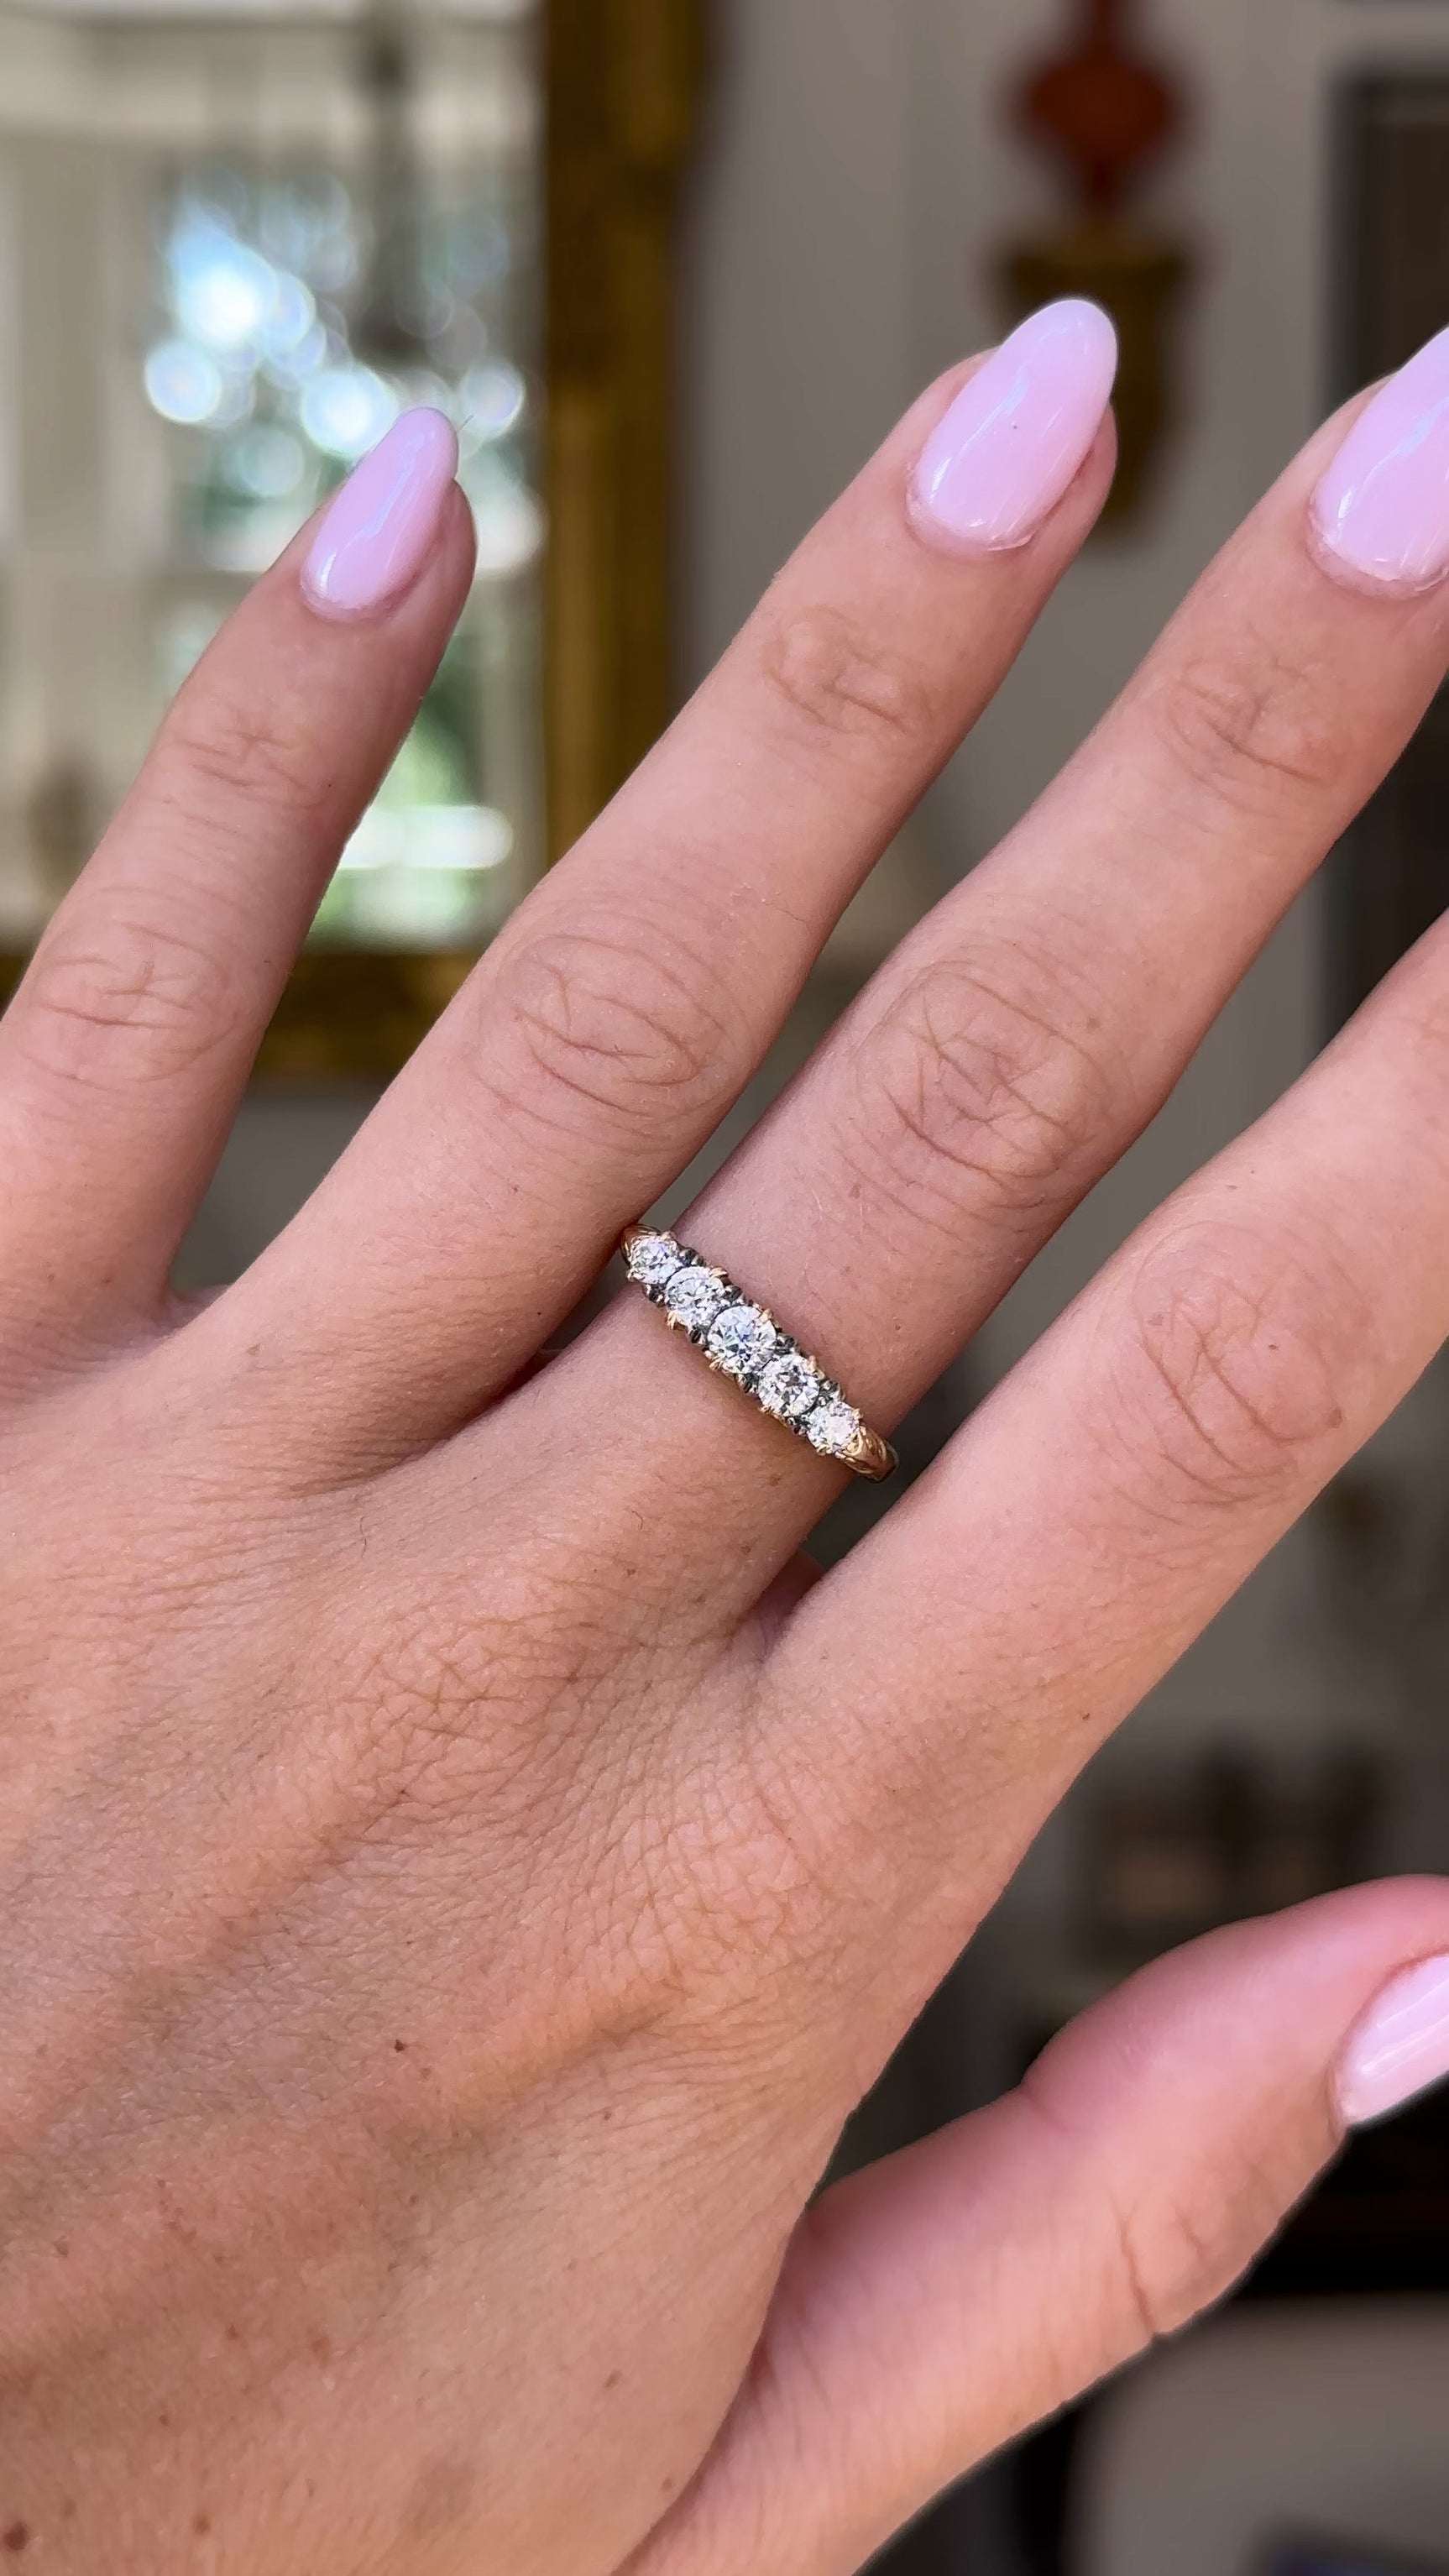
[0,0,703,1079]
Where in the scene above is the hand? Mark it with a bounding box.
[5,307,1449,2575]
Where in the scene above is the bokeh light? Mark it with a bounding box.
[144,338,224,426]
[460,358,526,446]
[171,220,277,353]
[299,364,400,461]
[227,424,306,500]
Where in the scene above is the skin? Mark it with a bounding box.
[3,359,1449,2571]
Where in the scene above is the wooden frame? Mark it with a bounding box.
[0,0,703,1078]
[546,0,703,851]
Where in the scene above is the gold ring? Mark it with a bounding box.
[621,1228,898,1484]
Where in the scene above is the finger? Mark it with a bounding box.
[780,900,1449,1939]
[526,362,1449,1616]
[195,311,1121,1469]
[630,1885,1449,2576]
[0,411,472,1370]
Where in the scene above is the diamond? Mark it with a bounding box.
[627,1233,684,1292]
[707,1301,778,1382]
[663,1264,729,1335]
[757,1351,823,1423]
[806,1399,863,1461]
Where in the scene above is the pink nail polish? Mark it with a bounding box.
[1311,325,1449,595]
[910,300,1119,554]
[302,406,458,617]
[1337,1955,1449,2127]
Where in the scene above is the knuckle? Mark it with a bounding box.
[494,920,740,1133]
[1111,1223,1357,1514]
[1024,2064,1330,2369]
[628,1681,902,2039]
[339,1554,618,1823]
[162,679,325,818]
[840,952,1117,1235]
[667,1748,847,2006]
[19,908,238,1087]
[546,1692,857,2038]
[1109,2181,1238,2345]
[1108,2128,1324,2348]
[1150,645,1342,811]
[754,600,939,755]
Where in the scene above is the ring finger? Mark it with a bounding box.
[492,343,1449,1606]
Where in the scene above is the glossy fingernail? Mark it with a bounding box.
[1311,326,1449,594]
[1337,1955,1449,2127]
[910,299,1119,553]
[302,406,458,617]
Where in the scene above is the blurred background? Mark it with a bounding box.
[3,0,1449,2568]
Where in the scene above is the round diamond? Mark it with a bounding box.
[664,1264,729,1335]
[627,1233,684,1291]
[757,1352,823,1423]
[707,1301,778,1382]
[806,1399,863,1461]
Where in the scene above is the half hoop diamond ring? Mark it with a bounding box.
[622,1228,898,1484]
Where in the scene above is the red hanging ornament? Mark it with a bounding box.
[1015,0,1183,215]
[999,0,1191,525]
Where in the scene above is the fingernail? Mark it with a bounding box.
[1311,325,1449,594]
[302,406,458,617]
[910,299,1119,553]
[1337,1955,1449,2127]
